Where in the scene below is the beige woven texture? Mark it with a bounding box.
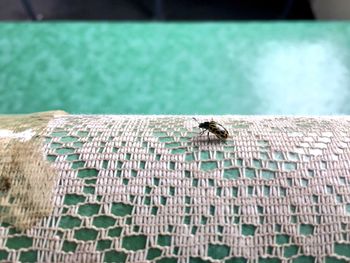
[0,111,67,230]
[1,114,350,263]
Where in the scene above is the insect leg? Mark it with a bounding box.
[207,131,210,142]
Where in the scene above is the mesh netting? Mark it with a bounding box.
[1,114,350,263]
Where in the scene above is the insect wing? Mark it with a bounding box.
[214,122,229,139]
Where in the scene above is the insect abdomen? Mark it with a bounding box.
[210,126,228,140]
[218,130,228,139]
[215,129,228,139]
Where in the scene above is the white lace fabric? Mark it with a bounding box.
[1,115,350,263]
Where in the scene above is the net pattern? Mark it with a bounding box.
[1,115,350,263]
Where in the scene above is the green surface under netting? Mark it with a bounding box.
[1,22,350,114]
[2,190,350,261]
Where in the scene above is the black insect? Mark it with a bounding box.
[193,118,229,142]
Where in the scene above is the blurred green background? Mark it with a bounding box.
[1,22,350,115]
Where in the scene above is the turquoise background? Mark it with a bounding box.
[0,22,350,115]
